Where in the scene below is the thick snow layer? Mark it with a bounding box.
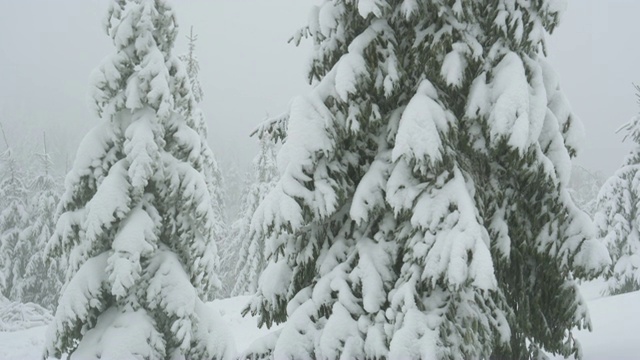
[393,80,449,167]
[0,295,277,359]
[4,290,640,359]
[0,326,58,360]
[72,308,164,359]
[440,50,467,88]
[550,290,640,360]
[357,0,385,18]
[207,296,281,356]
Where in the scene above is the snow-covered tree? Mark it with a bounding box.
[229,134,279,296]
[13,141,64,310]
[595,99,640,295]
[178,25,229,300]
[0,148,28,299]
[247,1,609,359]
[569,165,605,217]
[44,1,232,358]
[178,25,229,299]
[221,157,247,221]
[179,26,204,104]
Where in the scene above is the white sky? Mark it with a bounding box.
[0,0,638,177]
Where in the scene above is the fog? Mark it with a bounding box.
[0,0,638,177]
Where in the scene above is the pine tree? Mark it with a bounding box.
[229,134,279,296]
[595,89,640,295]
[247,1,609,359]
[13,136,65,310]
[44,1,231,358]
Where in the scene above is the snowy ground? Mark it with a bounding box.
[0,296,278,359]
[0,326,48,360]
[0,290,637,359]
[550,285,640,360]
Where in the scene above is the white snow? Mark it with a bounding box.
[335,53,367,102]
[440,50,467,88]
[318,302,361,359]
[487,53,535,152]
[4,288,640,359]
[400,0,418,19]
[0,300,53,332]
[318,2,342,38]
[255,259,292,308]
[350,153,391,224]
[357,0,385,18]
[0,295,277,359]
[72,308,164,360]
[466,53,552,155]
[124,111,159,195]
[0,326,54,360]
[540,57,586,158]
[392,80,450,168]
[388,308,437,360]
[107,202,157,299]
[83,160,131,253]
[354,237,391,313]
[412,168,497,290]
[549,290,640,360]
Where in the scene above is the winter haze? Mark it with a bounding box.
[0,0,638,176]
[1,0,640,358]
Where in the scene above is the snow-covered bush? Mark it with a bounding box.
[0,298,53,332]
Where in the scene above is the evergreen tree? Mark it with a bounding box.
[595,91,640,295]
[222,157,246,221]
[179,26,204,104]
[0,148,28,299]
[247,1,609,359]
[44,1,231,358]
[179,26,229,300]
[569,165,605,217]
[217,170,252,297]
[230,134,279,296]
[13,138,65,310]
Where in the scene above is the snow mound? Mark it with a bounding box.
[207,295,282,355]
[0,298,53,332]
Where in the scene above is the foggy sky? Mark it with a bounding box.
[0,0,638,178]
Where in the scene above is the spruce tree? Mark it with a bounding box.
[595,90,640,295]
[569,165,605,217]
[13,138,64,310]
[179,26,204,104]
[179,26,229,298]
[0,148,28,299]
[248,1,609,359]
[222,158,248,221]
[230,134,279,296]
[44,0,231,358]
